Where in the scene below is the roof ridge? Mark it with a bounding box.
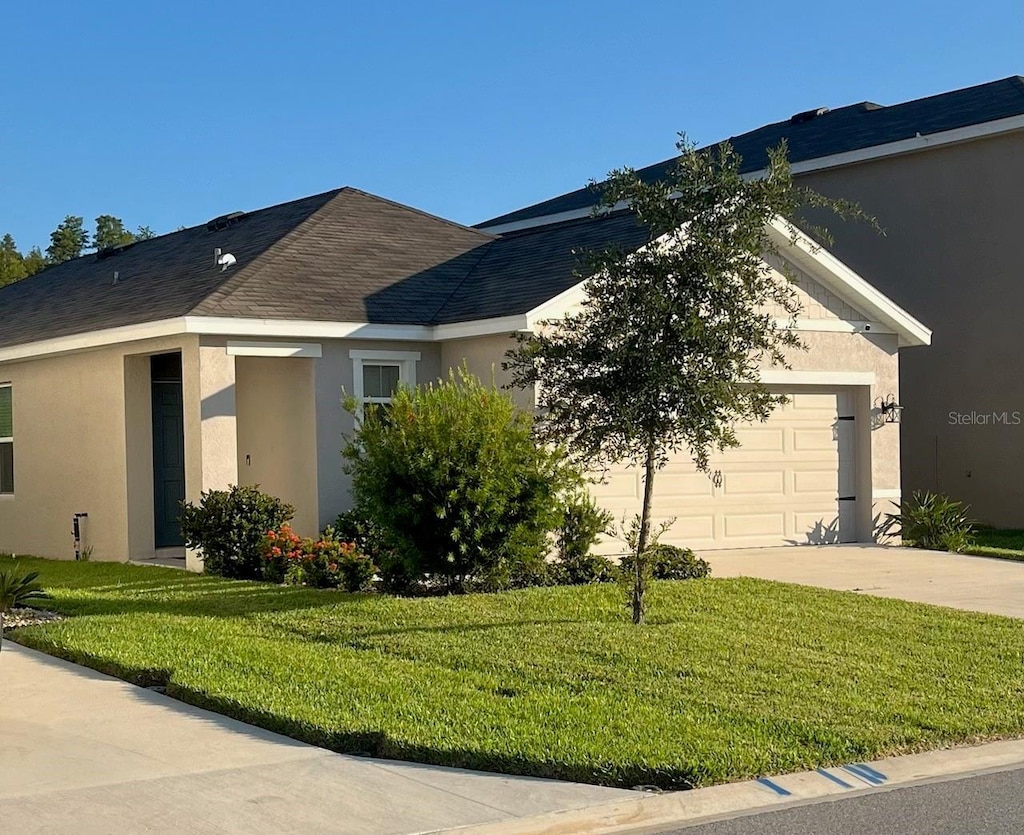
[342,187,497,240]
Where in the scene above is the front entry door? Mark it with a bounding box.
[152,354,186,548]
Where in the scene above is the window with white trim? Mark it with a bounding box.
[349,350,420,407]
[0,384,13,495]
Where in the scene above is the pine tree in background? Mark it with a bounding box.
[0,234,27,287]
[22,247,46,276]
[45,215,89,264]
[92,214,136,251]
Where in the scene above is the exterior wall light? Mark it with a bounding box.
[880,394,904,424]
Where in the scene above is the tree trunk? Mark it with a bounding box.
[632,441,658,625]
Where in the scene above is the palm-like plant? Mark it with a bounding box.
[0,565,49,653]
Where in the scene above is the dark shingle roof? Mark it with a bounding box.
[0,188,495,349]
[0,187,654,347]
[433,210,648,324]
[477,75,1024,228]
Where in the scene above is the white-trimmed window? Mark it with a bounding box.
[349,350,420,407]
[0,384,12,495]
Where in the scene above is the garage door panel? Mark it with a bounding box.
[724,512,786,538]
[591,388,849,551]
[592,471,640,500]
[721,470,785,496]
[790,392,839,412]
[724,427,785,453]
[657,471,715,498]
[792,427,838,452]
[793,469,839,495]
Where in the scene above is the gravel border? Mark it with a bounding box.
[2,608,65,630]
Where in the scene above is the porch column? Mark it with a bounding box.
[182,343,238,571]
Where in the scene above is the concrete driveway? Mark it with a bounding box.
[704,544,1024,618]
[0,644,636,835]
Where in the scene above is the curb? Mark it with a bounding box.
[438,737,1024,834]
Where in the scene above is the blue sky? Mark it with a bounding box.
[1,1,1021,251]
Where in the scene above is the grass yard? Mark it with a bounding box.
[4,555,1024,789]
[965,528,1024,562]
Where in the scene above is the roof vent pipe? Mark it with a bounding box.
[790,107,830,124]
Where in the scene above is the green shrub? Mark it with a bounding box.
[549,551,616,585]
[619,543,710,582]
[262,524,376,592]
[0,564,49,651]
[180,485,294,579]
[557,490,613,561]
[881,491,975,553]
[646,544,710,580]
[343,367,578,593]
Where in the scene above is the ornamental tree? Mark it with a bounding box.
[505,136,867,624]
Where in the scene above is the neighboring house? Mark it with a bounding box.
[0,187,928,569]
[481,75,1024,527]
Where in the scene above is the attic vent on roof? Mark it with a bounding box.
[96,241,136,260]
[790,107,830,124]
[206,211,248,231]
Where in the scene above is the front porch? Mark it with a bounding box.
[123,340,320,570]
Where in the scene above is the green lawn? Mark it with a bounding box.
[965,528,1024,562]
[5,555,1024,789]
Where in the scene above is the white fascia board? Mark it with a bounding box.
[348,349,422,361]
[766,218,932,347]
[226,341,323,358]
[0,317,189,364]
[0,314,542,365]
[480,199,631,234]
[183,316,433,341]
[432,315,529,340]
[758,369,876,386]
[525,281,590,326]
[776,318,897,335]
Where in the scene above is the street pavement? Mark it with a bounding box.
[652,764,1024,834]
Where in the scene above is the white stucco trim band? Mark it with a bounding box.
[226,341,323,358]
[757,370,875,386]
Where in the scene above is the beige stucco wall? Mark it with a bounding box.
[796,131,1023,525]
[0,335,198,562]
[440,333,535,411]
[236,356,319,537]
[438,326,900,546]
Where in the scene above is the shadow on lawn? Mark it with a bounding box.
[162,678,700,791]
[43,575,360,619]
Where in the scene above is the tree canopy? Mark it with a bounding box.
[505,136,868,624]
[0,213,158,288]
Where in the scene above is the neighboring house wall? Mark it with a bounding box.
[796,131,1024,525]
[0,335,199,562]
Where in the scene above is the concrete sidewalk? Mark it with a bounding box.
[0,644,637,834]
[705,543,1024,618]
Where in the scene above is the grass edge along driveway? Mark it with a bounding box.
[5,556,1024,790]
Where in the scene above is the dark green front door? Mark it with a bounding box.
[152,354,185,548]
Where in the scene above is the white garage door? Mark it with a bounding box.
[592,390,855,552]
